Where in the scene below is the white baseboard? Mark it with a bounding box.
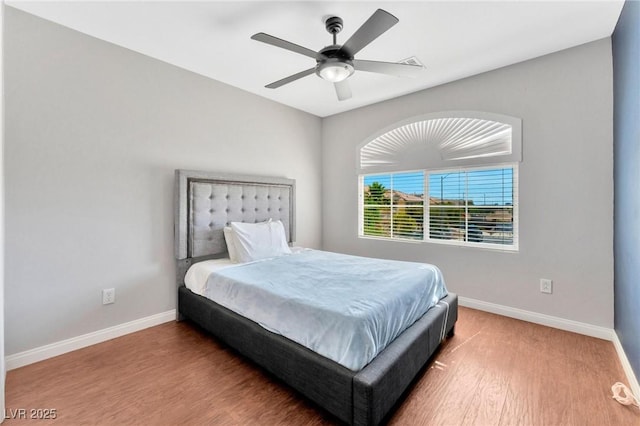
[458,296,613,339]
[5,310,176,371]
[612,332,640,399]
[459,296,640,397]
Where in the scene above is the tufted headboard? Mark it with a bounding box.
[174,170,296,286]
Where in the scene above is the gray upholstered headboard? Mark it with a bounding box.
[174,170,296,288]
[175,169,296,260]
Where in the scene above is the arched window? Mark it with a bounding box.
[358,112,521,250]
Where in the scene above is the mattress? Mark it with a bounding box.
[186,249,447,371]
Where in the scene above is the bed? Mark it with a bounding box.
[174,170,458,425]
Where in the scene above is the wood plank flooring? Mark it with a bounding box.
[5,307,639,425]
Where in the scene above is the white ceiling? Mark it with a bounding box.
[7,1,624,117]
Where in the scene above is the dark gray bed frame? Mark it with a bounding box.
[174,170,458,425]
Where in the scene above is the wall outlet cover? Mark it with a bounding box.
[540,279,553,294]
[102,288,115,305]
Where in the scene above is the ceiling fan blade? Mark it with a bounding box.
[251,32,321,60]
[334,80,352,101]
[354,60,423,77]
[339,9,399,57]
[265,67,316,89]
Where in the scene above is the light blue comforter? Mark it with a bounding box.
[204,250,447,371]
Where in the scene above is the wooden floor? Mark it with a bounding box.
[5,307,639,425]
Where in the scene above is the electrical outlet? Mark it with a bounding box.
[102,288,115,305]
[540,279,553,294]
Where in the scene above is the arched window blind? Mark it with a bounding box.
[358,111,522,174]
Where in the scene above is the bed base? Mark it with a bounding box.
[178,285,457,425]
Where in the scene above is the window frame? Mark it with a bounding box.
[358,163,519,251]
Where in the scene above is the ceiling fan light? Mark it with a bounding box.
[317,61,354,83]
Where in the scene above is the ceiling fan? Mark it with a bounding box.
[251,9,423,101]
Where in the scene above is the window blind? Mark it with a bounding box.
[362,172,425,240]
[360,165,518,250]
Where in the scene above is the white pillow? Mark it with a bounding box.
[223,227,240,263]
[231,219,291,263]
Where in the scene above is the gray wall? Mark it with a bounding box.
[322,39,614,328]
[4,8,322,355]
[613,0,640,381]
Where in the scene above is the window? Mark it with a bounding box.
[362,172,425,240]
[359,165,518,250]
[357,112,521,250]
[428,166,517,249]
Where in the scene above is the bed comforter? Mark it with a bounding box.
[201,249,447,371]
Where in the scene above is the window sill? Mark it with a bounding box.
[358,235,519,252]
